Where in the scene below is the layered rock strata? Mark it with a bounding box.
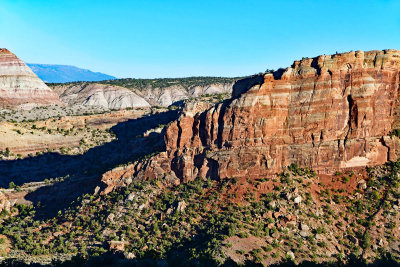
[0,49,62,108]
[53,83,150,109]
[102,50,400,187]
[52,82,233,108]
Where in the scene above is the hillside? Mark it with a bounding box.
[50,77,238,108]
[0,49,62,109]
[27,64,116,83]
[2,161,400,266]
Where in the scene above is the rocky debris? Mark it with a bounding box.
[106,213,115,222]
[126,193,136,202]
[93,186,100,195]
[300,223,309,231]
[286,221,297,228]
[124,252,136,259]
[0,48,62,109]
[101,165,137,195]
[315,210,324,217]
[109,240,127,252]
[286,251,295,260]
[0,191,8,213]
[176,200,187,213]
[299,231,309,237]
[294,196,302,204]
[166,208,173,216]
[358,179,367,190]
[268,201,277,209]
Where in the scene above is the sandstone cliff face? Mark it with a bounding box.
[122,49,400,184]
[53,83,150,109]
[0,49,62,109]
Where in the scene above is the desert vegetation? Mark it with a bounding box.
[2,161,400,266]
[48,77,239,91]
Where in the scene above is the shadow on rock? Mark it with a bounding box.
[0,109,180,220]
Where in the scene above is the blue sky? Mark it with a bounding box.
[1,0,399,78]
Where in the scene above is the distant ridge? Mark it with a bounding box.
[27,63,116,83]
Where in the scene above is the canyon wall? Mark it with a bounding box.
[101,49,400,188]
[0,49,62,109]
[143,50,400,182]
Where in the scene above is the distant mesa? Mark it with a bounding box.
[0,48,62,109]
[27,63,116,83]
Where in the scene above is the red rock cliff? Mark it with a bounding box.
[102,49,400,187]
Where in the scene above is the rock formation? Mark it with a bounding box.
[103,49,400,185]
[52,81,233,108]
[0,49,62,109]
[138,83,232,106]
[53,83,150,109]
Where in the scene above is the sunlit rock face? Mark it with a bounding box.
[0,48,62,109]
[146,49,400,182]
[53,83,151,109]
[52,82,233,108]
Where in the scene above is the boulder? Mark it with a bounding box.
[177,200,187,213]
[294,196,302,204]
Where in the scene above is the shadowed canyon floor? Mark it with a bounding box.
[0,109,180,219]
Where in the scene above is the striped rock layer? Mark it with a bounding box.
[146,49,400,182]
[101,49,400,188]
[0,49,62,108]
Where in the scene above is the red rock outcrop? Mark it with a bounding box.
[102,49,400,187]
[0,48,62,108]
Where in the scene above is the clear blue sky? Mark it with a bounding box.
[1,0,399,78]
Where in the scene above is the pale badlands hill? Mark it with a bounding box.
[50,77,236,109]
[0,49,62,109]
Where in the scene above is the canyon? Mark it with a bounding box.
[3,49,400,266]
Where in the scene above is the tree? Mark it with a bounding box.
[8,181,16,189]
